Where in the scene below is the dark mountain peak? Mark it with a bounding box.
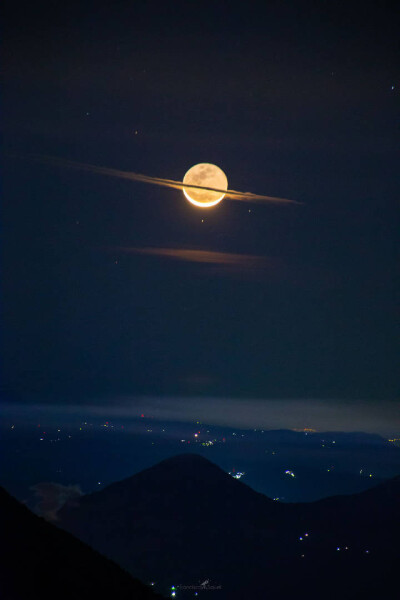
[58,452,278,544]
[59,453,276,526]
[60,452,272,515]
[58,453,278,590]
[135,452,232,482]
[0,487,164,600]
[141,452,227,476]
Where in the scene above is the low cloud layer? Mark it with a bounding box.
[6,397,399,437]
[102,396,400,437]
[31,482,83,521]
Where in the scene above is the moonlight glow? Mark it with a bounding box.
[183,163,228,207]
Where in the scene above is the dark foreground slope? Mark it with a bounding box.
[0,487,164,600]
[59,454,400,600]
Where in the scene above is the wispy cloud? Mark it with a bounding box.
[117,246,280,278]
[122,246,272,266]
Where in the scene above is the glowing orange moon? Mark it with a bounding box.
[183,163,228,207]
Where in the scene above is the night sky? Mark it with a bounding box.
[3,2,399,431]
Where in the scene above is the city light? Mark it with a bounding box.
[229,471,245,480]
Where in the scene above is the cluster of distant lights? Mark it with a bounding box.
[285,470,296,478]
[151,538,373,592]
[168,585,202,597]
[320,439,336,448]
[35,425,65,443]
[153,537,373,594]
[180,430,227,445]
[9,420,388,488]
[229,471,245,480]
[296,533,371,559]
[29,422,327,451]
[388,438,400,447]
[180,436,222,445]
[292,428,317,434]
[149,583,184,598]
[12,417,229,448]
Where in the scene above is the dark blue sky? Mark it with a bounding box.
[3,1,399,409]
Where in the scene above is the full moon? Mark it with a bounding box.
[183,163,228,207]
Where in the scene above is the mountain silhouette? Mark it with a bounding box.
[57,454,399,599]
[0,487,164,600]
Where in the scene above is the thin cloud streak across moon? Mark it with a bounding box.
[35,155,300,205]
